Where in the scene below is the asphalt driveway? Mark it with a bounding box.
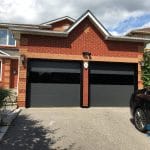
[0,108,150,150]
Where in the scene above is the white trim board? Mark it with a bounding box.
[0,50,10,56]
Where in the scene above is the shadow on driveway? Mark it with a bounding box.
[0,113,75,150]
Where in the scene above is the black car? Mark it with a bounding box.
[130,88,150,132]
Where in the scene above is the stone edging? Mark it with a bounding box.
[0,108,21,141]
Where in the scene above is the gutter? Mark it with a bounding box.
[0,23,52,29]
[10,28,150,43]
[10,27,68,37]
[105,36,150,43]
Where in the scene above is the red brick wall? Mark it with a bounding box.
[21,18,143,58]
[18,18,144,107]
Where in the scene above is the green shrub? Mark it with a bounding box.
[142,52,150,87]
[0,88,10,108]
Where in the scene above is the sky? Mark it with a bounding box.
[1,0,150,35]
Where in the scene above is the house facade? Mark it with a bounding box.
[0,26,19,91]
[127,28,150,52]
[0,10,148,108]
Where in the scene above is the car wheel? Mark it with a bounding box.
[134,108,147,132]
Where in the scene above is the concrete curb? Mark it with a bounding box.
[0,108,21,141]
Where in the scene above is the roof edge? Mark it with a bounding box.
[9,10,150,43]
[10,27,68,37]
[41,16,75,25]
[10,27,149,43]
[66,10,111,37]
[106,35,150,43]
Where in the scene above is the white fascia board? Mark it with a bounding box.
[67,11,110,37]
[0,55,20,59]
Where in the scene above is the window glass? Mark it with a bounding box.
[0,29,15,46]
[0,29,7,45]
[8,30,15,45]
[146,89,150,95]
[137,89,146,94]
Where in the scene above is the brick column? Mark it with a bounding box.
[82,62,89,107]
[17,64,27,107]
[17,49,28,107]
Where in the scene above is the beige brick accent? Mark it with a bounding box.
[3,59,11,88]
[138,54,144,89]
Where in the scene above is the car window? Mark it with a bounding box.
[137,89,146,94]
[147,90,150,95]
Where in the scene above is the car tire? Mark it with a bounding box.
[134,107,147,133]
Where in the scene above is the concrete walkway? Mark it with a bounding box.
[0,108,150,150]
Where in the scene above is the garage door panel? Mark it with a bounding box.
[90,70,134,75]
[90,62,137,107]
[91,84,134,107]
[30,60,80,73]
[31,67,81,73]
[27,60,81,107]
[90,63,135,72]
[30,83,80,107]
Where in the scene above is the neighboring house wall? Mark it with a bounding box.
[0,58,11,88]
[0,28,19,89]
[145,43,150,52]
[128,33,150,39]
[17,18,144,107]
[127,32,150,51]
[0,58,18,89]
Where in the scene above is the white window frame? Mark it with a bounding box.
[0,59,2,81]
[0,29,16,46]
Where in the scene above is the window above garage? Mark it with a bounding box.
[0,29,16,46]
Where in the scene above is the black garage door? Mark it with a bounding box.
[90,62,137,107]
[26,59,81,107]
